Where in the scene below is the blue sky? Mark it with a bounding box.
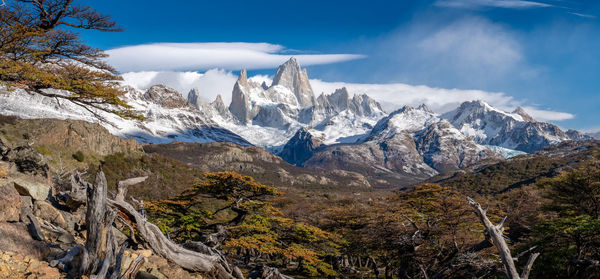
[79,0,600,131]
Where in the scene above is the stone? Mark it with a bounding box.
[0,181,23,222]
[19,195,33,222]
[4,146,49,177]
[12,173,50,201]
[33,200,67,230]
[0,161,8,178]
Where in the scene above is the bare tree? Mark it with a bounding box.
[52,167,244,278]
[466,197,540,279]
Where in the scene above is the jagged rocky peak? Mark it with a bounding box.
[238,68,249,86]
[261,81,269,90]
[328,87,351,111]
[417,103,433,113]
[512,106,535,122]
[187,88,209,109]
[143,84,189,109]
[320,87,384,117]
[229,69,254,123]
[211,94,226,112]
[279,127,321,166]
[271,57,316,107]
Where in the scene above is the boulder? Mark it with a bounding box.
[0,181,23,222]
[12,173,50,201]
[33,200,67,230]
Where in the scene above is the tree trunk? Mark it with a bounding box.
[466,197,539,279]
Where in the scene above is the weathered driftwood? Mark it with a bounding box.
[466,197,540,279]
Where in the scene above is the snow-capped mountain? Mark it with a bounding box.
[441,100,574,153]
[202,58,385,150]
[0,85,250,146]
[0,57,590,186]
[298,105,502,185]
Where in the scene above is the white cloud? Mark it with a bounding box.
[435,0,552,9]
[121,69,238,103]
[521,106,575,121]
[107,42,365,72]
[416,18,522,77]
[121,69,574,122]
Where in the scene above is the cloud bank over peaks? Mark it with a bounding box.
[106,42,365,72]
[120,70,574,122]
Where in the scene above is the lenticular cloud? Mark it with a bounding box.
[106,42,365,72]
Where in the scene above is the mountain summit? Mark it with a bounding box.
[272,57,316,107]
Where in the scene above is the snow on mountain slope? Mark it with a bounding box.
[483,145,527,158]
[442,100,572,152]
[0,86,251,146]
[216,58,387,148]
[301,105,502,185]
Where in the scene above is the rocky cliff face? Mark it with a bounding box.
[143,84,190,109]
[442,100,572,153]
[279,128,321,166]
[271,57,316,107]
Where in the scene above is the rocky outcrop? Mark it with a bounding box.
[12,173,50,201]
[0,250,60,278]
[143,84,190,109]
[279,128,321,166]
[4,146,49,178]
[271,57,316,107]
[0,181,22,222]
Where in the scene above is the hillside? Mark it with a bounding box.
[142,141,374,190]
[428,139,600,195]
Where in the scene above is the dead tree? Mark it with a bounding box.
[53,167,244,279]
[466,197,540,279]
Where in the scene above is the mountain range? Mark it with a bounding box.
[0,58,590,186]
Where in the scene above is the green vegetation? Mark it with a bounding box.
[104,141,600,278]
[145,172,340,277]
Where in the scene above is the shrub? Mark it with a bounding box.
[72,151,85,162]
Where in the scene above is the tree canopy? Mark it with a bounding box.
[0,0,137,118]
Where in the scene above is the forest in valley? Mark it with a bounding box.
[98,142,600,279]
